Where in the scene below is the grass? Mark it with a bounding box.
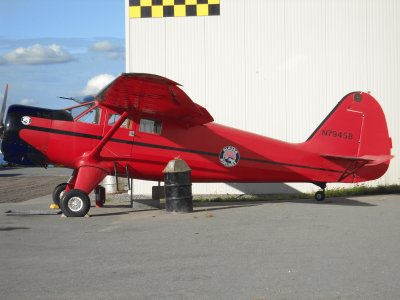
[193,184,400,202]
[325,184,400,198]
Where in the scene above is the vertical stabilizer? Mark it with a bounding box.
[306,92,392,181]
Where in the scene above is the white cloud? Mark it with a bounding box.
[89,40,124,60]
[2,44,74,65]
[90,40,116,52]
[82,74,115,95]
[19,98,38,106]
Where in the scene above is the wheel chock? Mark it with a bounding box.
[50,203,60,209]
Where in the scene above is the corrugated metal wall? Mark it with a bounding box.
[125,0,399,194]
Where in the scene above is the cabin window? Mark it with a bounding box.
[139,119,162,134]
[77,107,101,124]
[108,114,132,129]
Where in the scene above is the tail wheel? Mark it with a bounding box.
[60,189,91,217]
[52,182,68,206]
[315,191,326,201]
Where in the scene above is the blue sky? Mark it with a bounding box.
[0,0,125,109]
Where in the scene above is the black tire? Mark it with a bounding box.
[60,189,91,217]
[315,191,325,201]
[52,182,68,206]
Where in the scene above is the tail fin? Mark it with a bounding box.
[306,92,392,181]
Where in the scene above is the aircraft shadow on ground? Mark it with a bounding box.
[90,202,260,217]
[193,198,375,207]
[227,182,300,194]
[262,197,376,206]
[91,197,374,217]
[227,182,376,206]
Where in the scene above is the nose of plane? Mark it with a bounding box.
[1,105,48,166]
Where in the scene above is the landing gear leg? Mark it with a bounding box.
[313,182,326,201]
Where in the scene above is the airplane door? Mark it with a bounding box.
[101,112,135,160]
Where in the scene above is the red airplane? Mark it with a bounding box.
[0,73,393,217]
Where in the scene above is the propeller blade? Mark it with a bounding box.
[0,84,9,135]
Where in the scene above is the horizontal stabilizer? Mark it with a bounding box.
[321,154,393,166]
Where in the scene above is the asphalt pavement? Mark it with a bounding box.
[1,191,400,299]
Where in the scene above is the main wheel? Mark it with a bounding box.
[52,182,68,206]
[315,191,325,201]
[60,189,91,217]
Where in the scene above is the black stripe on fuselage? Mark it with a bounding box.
[24,126,342,174]
[27,126,102,140]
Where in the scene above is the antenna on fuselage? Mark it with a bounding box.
[58,96,83,104]
[58,95,95,104]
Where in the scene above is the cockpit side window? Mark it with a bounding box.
[66,103,95,119]
[77,107,102,124]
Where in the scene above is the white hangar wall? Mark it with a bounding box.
[125,0,399,195]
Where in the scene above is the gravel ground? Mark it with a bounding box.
[0,167,70,203]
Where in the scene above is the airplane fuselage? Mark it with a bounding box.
[2,101,388,186]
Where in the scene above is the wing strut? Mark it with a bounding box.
[87,111,129,160]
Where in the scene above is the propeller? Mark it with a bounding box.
[0,84,8,137]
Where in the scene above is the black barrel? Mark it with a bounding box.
[163,159,193,213]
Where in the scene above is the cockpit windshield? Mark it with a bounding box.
[65,103,95,119]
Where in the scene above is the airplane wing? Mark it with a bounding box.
[95,73,214,125]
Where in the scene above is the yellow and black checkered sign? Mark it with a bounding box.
[129,0,220,18]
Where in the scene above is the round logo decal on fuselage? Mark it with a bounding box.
[219,146,240,167]
[21,116,31,125]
